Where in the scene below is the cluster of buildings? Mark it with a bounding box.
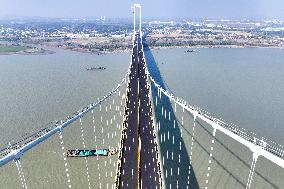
[0,19,132,42]
[145,19,284,48]
[0,18,284,50]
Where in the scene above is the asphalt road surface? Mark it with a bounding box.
[118,33,162,189]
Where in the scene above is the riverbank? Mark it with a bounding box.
[145,44,284,51]
[56,43,284,55]
[0,44,55,55]
[3,42,284,56]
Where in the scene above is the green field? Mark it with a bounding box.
[0,45,28,53]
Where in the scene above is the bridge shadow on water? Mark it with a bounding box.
[143,38,200,189]
[142,37,282,189]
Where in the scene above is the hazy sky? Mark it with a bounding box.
[0,0,284,19]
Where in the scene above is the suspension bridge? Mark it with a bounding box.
[0,4,284,189]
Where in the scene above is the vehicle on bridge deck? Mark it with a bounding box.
[67,148,117,157]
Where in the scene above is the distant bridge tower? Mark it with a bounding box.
[131,4,142,37]
[100,15,106,21]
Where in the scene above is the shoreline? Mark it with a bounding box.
[1,44,284,56]
[0,48,55,56]
[64,44,284,54]
[0,50,55,56]
[146,44,284,50]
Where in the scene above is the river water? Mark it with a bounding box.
[0,49,130,147]
[0,47,283,188]
[147,47,284,145]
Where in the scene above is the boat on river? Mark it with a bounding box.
[67,149,116,157]
[86,66,106,71]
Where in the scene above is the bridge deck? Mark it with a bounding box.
[117,33,162,188]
